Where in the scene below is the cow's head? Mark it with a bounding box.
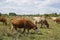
[33,25,39,33]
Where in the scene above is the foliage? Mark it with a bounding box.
[44,14,49,17]
[0,12,2,16]
[49,13,58,17]
[42,13,59,17]
[9,12,17,16]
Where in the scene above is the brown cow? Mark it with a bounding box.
[0,17,7,25]
[10,18,38,33]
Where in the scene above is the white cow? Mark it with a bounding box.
[50,17,57,21]
[33,17,41,24]
[50,17,60,23]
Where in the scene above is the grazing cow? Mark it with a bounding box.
[33,16,49,28]
[50,17,57,21]
[10,18,38,33]
[39,16,49,28]
[51,17,60,23]
[0,17,7,25]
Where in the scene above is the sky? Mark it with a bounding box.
[0,0,60,15]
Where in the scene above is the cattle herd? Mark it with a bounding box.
[0,16,60,33]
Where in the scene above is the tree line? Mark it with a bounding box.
[0,12,60,17]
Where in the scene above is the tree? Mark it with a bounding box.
[2,14,9,17]
[44,14,49,17]
[0,12,2,16]
[50,13,58,17]
[9,12,16,16]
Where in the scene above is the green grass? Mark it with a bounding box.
[0,16,60,40]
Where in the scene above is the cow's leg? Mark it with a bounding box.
[27,29,30,33]
[14,27,17,30]
[22,28,26,33]
[3,22,5,25]
[10,25,14,30]
[40,23,43,28]
[4,21,7,25]
[46,24,49,28]
[2,21,7,25]
[35,21,37,24]
[45,21,49,28]
[40,20,43,28]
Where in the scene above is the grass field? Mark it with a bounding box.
[0,16,60,40]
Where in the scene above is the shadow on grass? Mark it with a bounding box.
[20,32,43,36]
[16,30,43,35]
[28,32,43,35]
[40,26,53,29]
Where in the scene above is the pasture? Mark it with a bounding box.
[0,16,60,40]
